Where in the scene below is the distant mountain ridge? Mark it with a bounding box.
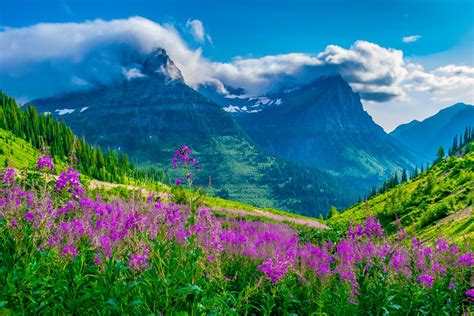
[391,103,474,160]
[202,75,423,189]
[28,48,354,217]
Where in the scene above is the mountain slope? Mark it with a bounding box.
[0,128,39,169]
[203,75,423,189]
[0,125,327,229]
[329,142,474,242]
[391,103,474,159]
[28,49,353,217]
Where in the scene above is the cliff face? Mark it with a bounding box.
[227,75,422,183]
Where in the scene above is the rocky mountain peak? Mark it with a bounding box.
[142,48,184,83]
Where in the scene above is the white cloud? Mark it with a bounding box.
[402,35,421,43]
[433,64,474,77]
[0,17,207,97]
[186,19,211,44]
[122,67,146,80]
[0,17,472,108]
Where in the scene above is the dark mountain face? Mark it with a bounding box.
[391,103,474,159]
[203,75,423,187]
[29,48,354,217]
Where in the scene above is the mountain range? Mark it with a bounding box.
[201,75,423,188]
[27,47,471,217]
[390,103,474,159]
[29,48,352,217]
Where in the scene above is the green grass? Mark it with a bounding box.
[0,127,322,227]
[0,129,40,170]
[329,144,474,243]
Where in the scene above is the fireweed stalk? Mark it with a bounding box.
[0,154,473,312]
[172,146,202,224]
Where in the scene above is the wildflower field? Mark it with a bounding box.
[0,152,473,315]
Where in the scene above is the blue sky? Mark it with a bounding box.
[0,0,473,130]
[2,0,472,61]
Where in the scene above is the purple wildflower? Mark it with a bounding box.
[417,274,434,287]
[457,253,473,267]
[1,168,16,183]
[397,229,407,240]
[23,212,35,222]
[62,245,77,258]
[259,258,289,284]
[466,289,474,301]
[37,155,55,172]
[128,246,150,271]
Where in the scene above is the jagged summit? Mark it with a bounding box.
[142,47,184,82]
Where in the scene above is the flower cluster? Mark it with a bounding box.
[0,157,473,306]
[173,145,199,186]
[1,168,16,183]
[37,155,55,172]
[56,167,85,198]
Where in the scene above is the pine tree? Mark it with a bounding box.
[327,206,339,219]
[435,147,445,164]
[452,135,458,153]
[0,92,164,184]
[401,168,408,182]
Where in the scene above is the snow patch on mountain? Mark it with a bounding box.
[224,94,251,99]
[223,105,241,113]
[55,109,75,115]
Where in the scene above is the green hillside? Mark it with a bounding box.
[329,142,474,243]
[0,124,323,229]
[0,129,39,169]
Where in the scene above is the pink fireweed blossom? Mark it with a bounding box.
[457,253,474,267]
[23,212,35,222]
[397,229,407,240]
[56,168,82,189]
[259,257,289,284]
[417,274,434,287]
[348,216,384,239]
[1,168,16,183]
[37,155,55,172]
[128,245,150,271]
[172,145,200,184]
[56,168,85,198]
[449,279,455,290]
[466,289,474,301]
[62,245,77,258]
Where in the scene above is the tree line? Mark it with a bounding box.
[0,92,164,184]
[364,126,473,202]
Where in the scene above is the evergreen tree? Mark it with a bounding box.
[0,92,165,184]
[327,206,339,219]
[451,135,458,153]
[435,147,445,164]
[401,169,407,182]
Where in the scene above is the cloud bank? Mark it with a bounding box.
[0,17,472,106]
